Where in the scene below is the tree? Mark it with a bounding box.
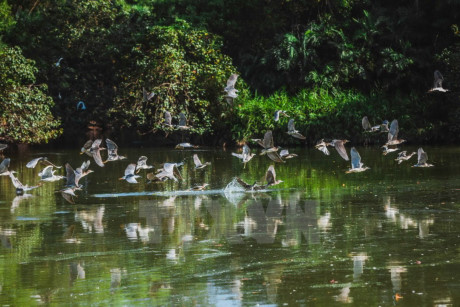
[0,46,62,143]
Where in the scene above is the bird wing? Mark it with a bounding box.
[126,176,139,184]
[26,157,43,168]
[142,87,148,101]
[80,160,90,172]
[291,132,306,140]
[434,70,443,88]
[279,149,288,157]
[397,151,407,158]
[242,144,250,157]
[318,145,330,155]
[418,148,428,164]
[350,147,361,169]
[92,149,104,167]
[179,113,187,126]
[231,153,244,159]
[165,111,172,125]
[124,164,137,176]
[193,154,202,167]
[92,139,103,149]
[362,116,371,130]
[388,120,399,141]
[236,177,252,189]
[162,163,175,175]
[265,165,276,185]
[40,165,54,178]
[0,143,8,151]
[267,151,285,163]
[263,130,274,148]
[0,158,10,173]
[105,138,119,160]
[274,110,280,121]
[287,119,295,132]
[65,163,76,186]
[9,173,24,189]
[137,156,148,168]
[334,141,349,161]
[226,74,238,89]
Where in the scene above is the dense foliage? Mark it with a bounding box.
[0,0,459,145]
[0,46,62,143]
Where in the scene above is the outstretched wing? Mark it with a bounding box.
[236,177,252,189]
[388,120,399,141]
[263,130,274,149]
[334,140,349,161]
[40,165,54,178]
[26,157,43,168]
[179,113,187,127]
[137,156,148,168]
[417,148,428,164]
[226,74,238,90]
[9,173,24,189]
[124,164,137,176]
[265,165,276,185]
[274,110,280,122]
[0,158,10,173]
[287,119,295,132]
[362,116,371,130]
[434,70,443,88]
[193,154,202,167]
[105,138,119,157]
[65,163,76,186]
[164,111,172,126]
[267,151,285,163]
[92,149,104,167]
[350,147,361,169]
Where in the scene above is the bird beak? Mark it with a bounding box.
[118,178,123,180]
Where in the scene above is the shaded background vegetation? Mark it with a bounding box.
[0,0,459,145]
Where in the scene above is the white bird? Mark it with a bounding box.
[9,173,42,195]
[232,144,255,165]
[176,113,191,130]
[175,142,198,149]
[148,163,182,182]
[193,154,211,170]
[315,139,330,156]
[259,131,284,163]
[119,164,141,183]
[428,70,449,92]
[394,151,416,164]
[80,139,105,167]
[382,145,399,155]
[55,57,63,67]
[412,148,434,167]
[286,119,306,140]
[0,158,14,176]
[38,166,65,182]
[385,120,405,146]
[279,149,297,159]
[136,156,153,173]
[346,147,370,173]
[274,110,288,121]
[26,157,61,169]
[330,139,349,161]
[104,139,126,162]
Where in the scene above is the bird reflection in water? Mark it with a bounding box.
[351,253,368,281]
[75,206,105,233]
[69,262,85,286]
[11,193,33,213]
[334,283,353,303]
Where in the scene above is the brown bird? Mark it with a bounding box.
[259,131,285,163]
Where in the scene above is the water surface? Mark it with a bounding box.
[0,145,459,306]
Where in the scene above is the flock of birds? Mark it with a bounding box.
[0,70,446,200]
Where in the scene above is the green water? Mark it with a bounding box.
[0,145,459,306]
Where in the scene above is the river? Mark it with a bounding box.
[0,145,458,305]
